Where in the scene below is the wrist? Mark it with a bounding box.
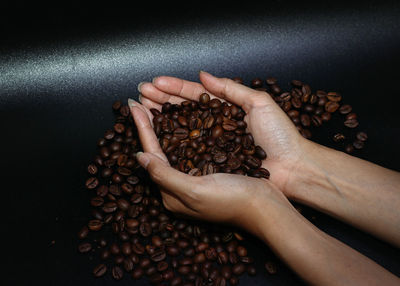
[284,140,332,201]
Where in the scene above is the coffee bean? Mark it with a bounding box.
[88,219,103,231]
[93,264,107,277]
[151,249,166,262]
[78,242,92,253]
[265,261,277,274]
[87,163,98,175]
[111,265,124,280]
[90,196,104,207]
[327,92,341,102]
[333,133,346,142]
[344,118,359,128]
[339,104,352,114]
[199,93,210,105]
[300,114,311,127]
[85,177,99,189]
[132,267,144,279]
[325,101,340,113]
[345,144,354,153]
[78,226,89,239]
[353,140,364,150]
[132,242,145,255]
[236,246,247,257]
[356,131,368,142]
[247,265,257,276]
[232,263,246,275]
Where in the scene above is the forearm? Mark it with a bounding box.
[253,198,400,286]
[287,140,400,247]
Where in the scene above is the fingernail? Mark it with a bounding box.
[137,82,145,92]
[136,152,150,169]
[138,94,143,103]
[152,77,159,84]
[128,98,136,108]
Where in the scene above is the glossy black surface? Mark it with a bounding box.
[1,3,400,285]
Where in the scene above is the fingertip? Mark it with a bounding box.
[136,152,150,169]
[128,98,137,108]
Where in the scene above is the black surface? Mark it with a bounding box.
[1,3,400,285]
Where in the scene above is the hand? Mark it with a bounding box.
[137,71,308,194]
[128,98,295,238]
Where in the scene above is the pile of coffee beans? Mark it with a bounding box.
[150,93,269,179]
[78,99,266,285]
[241,77,368,153]
[78,75,368,285]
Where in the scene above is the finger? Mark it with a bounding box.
[128,99,167,161]
[139,94,162,111]
[139,81,189,105]
[151,76,208,102]
[199,71,272,112]
[136,152,200,204]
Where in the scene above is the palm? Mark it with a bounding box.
[137,72,305,191]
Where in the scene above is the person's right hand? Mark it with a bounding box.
[138,71,308,194]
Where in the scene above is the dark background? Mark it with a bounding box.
[1,2,399,285]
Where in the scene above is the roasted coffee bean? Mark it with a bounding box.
[247,265,257,276]
[339,104,352,114]
[265,261,278,274]
[236,246,247,257]
[229,252,238,264]
[353,140,364,150]
[139,257,151,269]
[78,242,92,253]
[151,249,167,262]
[132,242,145,255]
[333,133,346,142]
[87,164,98,175]
[167,246,180,256]
[356,131,368,142]
[199,93,210,105]
[325,101,340,113]
[211,125,224,138]
[90,196,104,207]
[123,258,134,272]
[317,109,330,120]
[344,118,359,128]
[178,265,191,275]
[146,266,158,277]
[96,185,108,197]
[300,114,311,127]
[311,115,323,127]
[194,253,206,264]
[232,263,246,275]
[217,251,229,264]
[131,193,143,204]
[100,249,110,260]
[85,177,99,189]
[229,276,239,285]
[132,267,144,279]
[346,112,358,120]
[93,264,107,277]
[244,155,262,169]
[111,265,123,280]
[88,219,103,231]
[102,202,118,213]
[345,144,354,153]
[78,226,89,239]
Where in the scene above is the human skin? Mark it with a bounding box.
[128,71,400,285]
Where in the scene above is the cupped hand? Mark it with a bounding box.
[128,99,295,238]
[137,71,308,194]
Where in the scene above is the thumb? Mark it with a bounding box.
[136,152,198,198]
